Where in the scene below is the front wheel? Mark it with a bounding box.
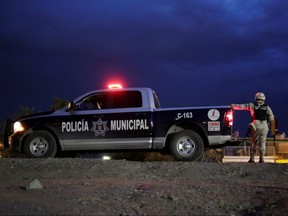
[170,130,204,161]
[23,131,57,158]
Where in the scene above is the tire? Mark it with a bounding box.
[23,131,57,158]
[170,130,204,161]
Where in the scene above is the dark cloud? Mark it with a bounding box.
[0,0,287,134]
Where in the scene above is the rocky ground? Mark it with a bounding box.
[0,149,288,215]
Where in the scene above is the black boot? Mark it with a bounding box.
[259,154,264,163]
[248,153,255,163]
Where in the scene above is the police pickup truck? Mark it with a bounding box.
[4,87,233,161]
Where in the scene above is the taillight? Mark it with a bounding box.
[224,110,233,127]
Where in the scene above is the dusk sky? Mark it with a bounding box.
[1,0,288,135]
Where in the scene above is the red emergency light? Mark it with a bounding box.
[108,83,123,89]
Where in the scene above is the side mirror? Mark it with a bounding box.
[67,102,74,112]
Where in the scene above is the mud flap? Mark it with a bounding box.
[3,119,14,148]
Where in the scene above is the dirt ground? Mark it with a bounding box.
[0,148,288,216]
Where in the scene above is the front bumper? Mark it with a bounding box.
[3,119,13,149]
[3,119,22,152]
[8,132,22,152]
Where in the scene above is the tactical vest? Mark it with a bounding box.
[254,103,268,121]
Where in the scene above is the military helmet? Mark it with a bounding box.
[255,92,266,101]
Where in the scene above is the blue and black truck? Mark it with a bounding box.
[3,86,234,161]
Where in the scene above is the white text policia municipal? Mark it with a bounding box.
[62,119,149,132]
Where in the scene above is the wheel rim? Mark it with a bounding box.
[29,137,49,157]
[177,136,196,156]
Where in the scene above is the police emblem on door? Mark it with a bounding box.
[90,118,109,137]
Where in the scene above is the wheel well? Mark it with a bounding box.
[21,127,61,153]
[165,123,208,147]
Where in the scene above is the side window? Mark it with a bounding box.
[108,91,142,109]
[76,93,108,110]
[74,91,142,110]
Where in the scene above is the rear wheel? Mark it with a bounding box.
[170,130,204,161]
[24,131,57,158]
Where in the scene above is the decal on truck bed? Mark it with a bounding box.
[176,112,193,120]
[208,121,220,131]
[208,109,220,121]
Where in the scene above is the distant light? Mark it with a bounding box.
[102,155,111,160]
[108,84,123,89]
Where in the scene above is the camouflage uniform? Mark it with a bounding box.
[232,93,274,163]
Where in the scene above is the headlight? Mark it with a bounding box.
[14,121,24,133]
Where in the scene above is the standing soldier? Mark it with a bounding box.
[231,92,274,163]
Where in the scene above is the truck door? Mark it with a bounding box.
[105,91,153,149]
[60,92,111,150]
[60,90,153,150]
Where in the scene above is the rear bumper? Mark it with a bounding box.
[208,135,232,145]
